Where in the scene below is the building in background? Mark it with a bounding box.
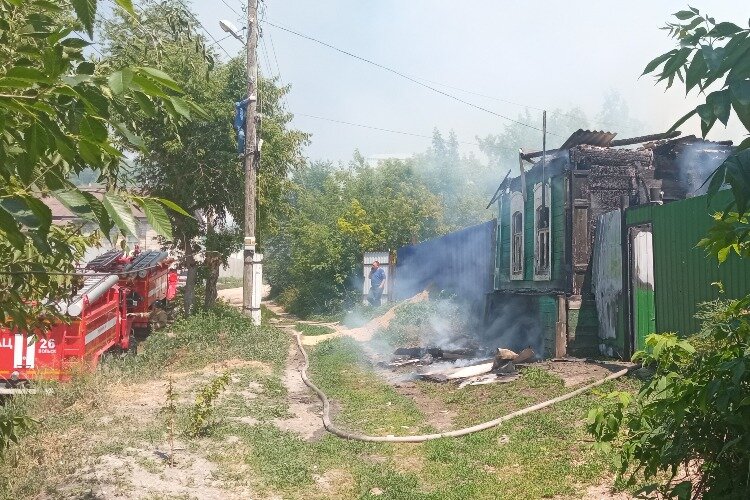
[46,186,161,263]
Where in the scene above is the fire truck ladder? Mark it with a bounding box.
[86,250,124,272]
[124,250,169,278]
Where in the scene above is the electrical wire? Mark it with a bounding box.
[261,19,561,137]
[173,0,234,59]
[207,33,234,48]
[294,112,491,148]
[258,1,291,112]
[219,0,243,18]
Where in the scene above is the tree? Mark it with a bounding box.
[0,0,195,455]
[99,1,308,311]
[265,158,444,317]
[595,90,644,139]
[477,107,590,174]
[641,8,750,230]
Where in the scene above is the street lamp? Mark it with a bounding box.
[219,20,244,42]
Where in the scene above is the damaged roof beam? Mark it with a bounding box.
[520,130,682,162]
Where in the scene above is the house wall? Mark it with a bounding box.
[484,292,558,358]
[495,171,567,291]
[490,166,565,358]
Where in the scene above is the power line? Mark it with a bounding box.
[261,19,561,137]
[219,0,242,17]
[258,1,291,111]
[294,112,509,149]
[173,0,234,59]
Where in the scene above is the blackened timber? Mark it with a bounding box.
[570,146,653,168]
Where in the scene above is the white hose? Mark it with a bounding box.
[288,327,634,443]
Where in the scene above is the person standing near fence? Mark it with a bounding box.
[367,260,386,306]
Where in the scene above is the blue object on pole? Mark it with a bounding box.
[233,97,252,155]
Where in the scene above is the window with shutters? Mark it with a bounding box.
[536,206,550,273]
[512,211,523,276]
[534,182,552,280]
[510,191,524,279]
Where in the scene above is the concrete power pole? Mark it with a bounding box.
[243,0,262,325]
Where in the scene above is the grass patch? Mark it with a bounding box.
[128,302,288,372]
[0,297,642,500]
[261,304,279,321]
[0,302,288,498]
[217,276,243,290]
[295,322,335,336]
[309,337,428,435]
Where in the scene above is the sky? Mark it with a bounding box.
[186,0,749,164]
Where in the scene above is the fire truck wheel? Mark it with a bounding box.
[151,308,168,331]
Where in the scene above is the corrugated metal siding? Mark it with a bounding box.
[627,190,750,336]
[394,220,496,301]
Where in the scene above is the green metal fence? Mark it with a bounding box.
[626,190,750,338]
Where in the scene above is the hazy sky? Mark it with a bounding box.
[188,1,749,164]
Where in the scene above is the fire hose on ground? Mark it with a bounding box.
[289,327,635,443]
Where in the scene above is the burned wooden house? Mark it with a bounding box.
[487,130,735,358]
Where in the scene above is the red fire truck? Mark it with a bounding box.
[86,249,177,335]
[0,250,177,391]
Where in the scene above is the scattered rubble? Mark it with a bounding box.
[385,343,537,387]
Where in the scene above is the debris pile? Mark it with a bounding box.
[386,345,536,387]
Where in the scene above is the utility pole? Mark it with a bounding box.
[243,0,262,325]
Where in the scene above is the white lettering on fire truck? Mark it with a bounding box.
[38,338,57,354]
[0,338,11,350]
[13,334,35,369]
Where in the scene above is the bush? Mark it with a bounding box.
[588,297,750,499]
[187,373,231,437]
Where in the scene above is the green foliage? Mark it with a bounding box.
[0,0,193,332]
[0,0,199,458]
[267,158,444,317]
[697,211,750,262]
[294,322,335,336]
[187,372,230,438]
[369,296,470,351]
[100,3,308,308]
[0,412,35,457]
[589,299,750,498]
[162,377,177,466]
[134,302,288,371]
[643,9,750,263]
